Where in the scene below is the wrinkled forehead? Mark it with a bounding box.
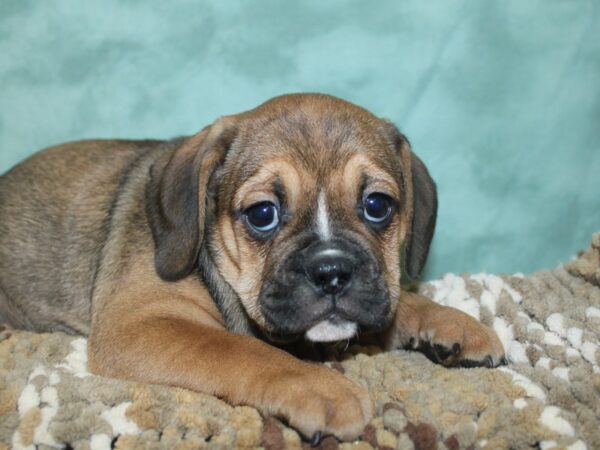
[222,112,403,206]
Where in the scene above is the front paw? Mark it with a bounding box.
[268,364,373,442]
[402,305,506,368]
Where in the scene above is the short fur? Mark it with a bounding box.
[0,94,505,441]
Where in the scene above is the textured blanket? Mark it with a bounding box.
[1,233,599,450]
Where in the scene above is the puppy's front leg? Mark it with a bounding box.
[88,292,372,441]
[383,291,506,367]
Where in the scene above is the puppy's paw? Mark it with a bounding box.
[405,305,506,368]
[269,364,373,442]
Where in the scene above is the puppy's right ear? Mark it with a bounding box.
[146,117,237,281]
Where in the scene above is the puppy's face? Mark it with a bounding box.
[209,96,431,342]
[148,94,436,342]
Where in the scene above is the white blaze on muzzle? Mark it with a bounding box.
[305,318,357,342]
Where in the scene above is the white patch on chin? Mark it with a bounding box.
[305,319,357,342]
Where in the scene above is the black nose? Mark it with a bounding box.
[306,251,355,295]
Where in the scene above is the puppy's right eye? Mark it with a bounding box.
[244,201,280,233]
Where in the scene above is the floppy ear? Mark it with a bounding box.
[146,117,237,281]
[382,121,437,280]
[405,152,438,280]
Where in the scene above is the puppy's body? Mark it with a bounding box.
[0,94,505,441]
[0,139,154,333]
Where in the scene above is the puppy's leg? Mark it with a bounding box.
[383,291,506,367]
[88,290,372,441]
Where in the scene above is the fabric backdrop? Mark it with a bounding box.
[0,0,598,279]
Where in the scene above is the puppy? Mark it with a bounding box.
[0,94,505,441]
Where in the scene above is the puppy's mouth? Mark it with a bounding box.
[305,315,357,342]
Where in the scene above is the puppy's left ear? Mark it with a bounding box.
[406,151,438,279]
[146,117,237,281]
[383,122,438,280]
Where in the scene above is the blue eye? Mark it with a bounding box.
[244,202,279,233]
[363,193,393,223]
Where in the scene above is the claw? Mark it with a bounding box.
[311,431,322,447]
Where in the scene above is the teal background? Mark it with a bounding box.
[1,1,599,279]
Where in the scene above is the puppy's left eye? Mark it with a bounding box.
[244,201,280,233]
[363,193,393,223]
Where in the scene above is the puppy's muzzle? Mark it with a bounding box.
[259,237,389,341]
[305,248,355,296]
